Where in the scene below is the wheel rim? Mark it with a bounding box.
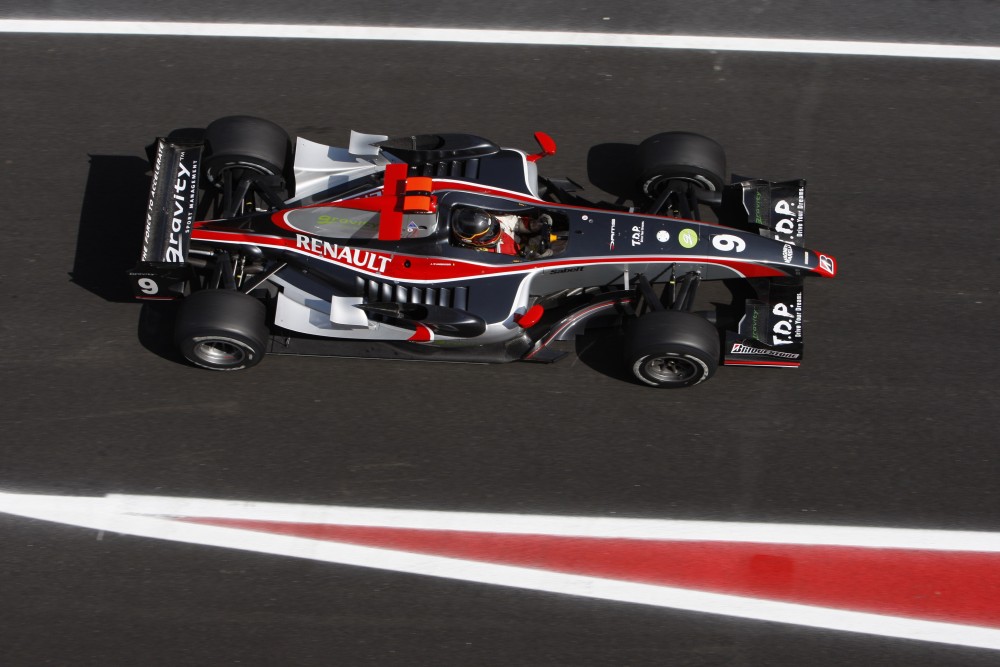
[642,354,700,384]
[207,161,276,185]
[648,174,717,195]
[193,339,247,367]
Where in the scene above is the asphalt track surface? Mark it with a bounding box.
[1,3,999,665]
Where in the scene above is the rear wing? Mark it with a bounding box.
[127,138,203,299]
[720,180,808,367]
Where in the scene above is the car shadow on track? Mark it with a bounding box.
[573,328,638,386]
[72,154,191,366]
[71,154,150,303]
[137,300,185,365]
[586,143,642,203]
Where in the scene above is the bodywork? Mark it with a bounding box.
[130,129,836,369]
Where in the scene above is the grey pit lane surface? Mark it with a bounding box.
[0,25,998,667]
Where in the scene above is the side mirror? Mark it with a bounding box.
[527,131,557,162]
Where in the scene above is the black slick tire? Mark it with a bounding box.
[624,310,720,388]
[636,132,727,197]
[202,115,292,192]
[174,289,269,371]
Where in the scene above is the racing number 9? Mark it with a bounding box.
[711,234,746,253]
[137,278,159,295]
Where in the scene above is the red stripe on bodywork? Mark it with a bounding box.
[429,179,731,228]
[378,163,407,241]
[189,229,788,282]
[407,323,432,341]
[725,360,801,367]
[180,518,1000,629]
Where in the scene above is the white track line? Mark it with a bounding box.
[5,492,1000,551]
[114,494,1000,551]
[2,491,1000,650]
[1,20,999,61]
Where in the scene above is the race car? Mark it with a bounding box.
[129,116,836,387]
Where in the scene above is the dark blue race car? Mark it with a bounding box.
[130,116,836,387]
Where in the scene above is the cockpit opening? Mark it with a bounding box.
[449,206,569,258]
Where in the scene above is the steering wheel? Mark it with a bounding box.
[521,216,552,259]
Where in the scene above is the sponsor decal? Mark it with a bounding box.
[3,491,1000,650]
[163,152,198,263]
[753,189,766,226]
[631,222,645,247]
[730,342,801,359]
[295,234,390,272]
[284,207,380,239]
[317,214,369,227]
[782,243,794,263]
[678,228,698,249]
[771,291,803,346]
[772,187,805,244]
[749,306,765,341]
[609,218,616,250]
[141,142,165,261]
[656,229,670,243]
[142,144,200,264]
[819,254,835,274]
[546,266,584,274]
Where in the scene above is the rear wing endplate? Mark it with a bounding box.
[128,138,203,299]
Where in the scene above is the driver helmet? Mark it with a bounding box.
[452,208,501,247]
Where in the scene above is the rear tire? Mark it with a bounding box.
[636,132,726,197]
[203,115,292,196]
[624,310,720,387]
[175,289,269,371]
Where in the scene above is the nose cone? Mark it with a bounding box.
[812,251,837,278]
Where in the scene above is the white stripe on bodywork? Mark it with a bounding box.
[195,232,751,284]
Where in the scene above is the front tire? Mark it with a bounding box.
[636,131,727,197]
[175,289,269,371]
[624,310,720,388]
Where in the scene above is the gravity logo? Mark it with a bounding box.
[164,154,197,263]
[3,491,1000,651]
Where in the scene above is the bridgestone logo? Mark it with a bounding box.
[731,343,801,359]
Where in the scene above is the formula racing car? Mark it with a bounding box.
[129,116,836,387]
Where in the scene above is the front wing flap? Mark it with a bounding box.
[723,278,804,367]
[722,179,806,246]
